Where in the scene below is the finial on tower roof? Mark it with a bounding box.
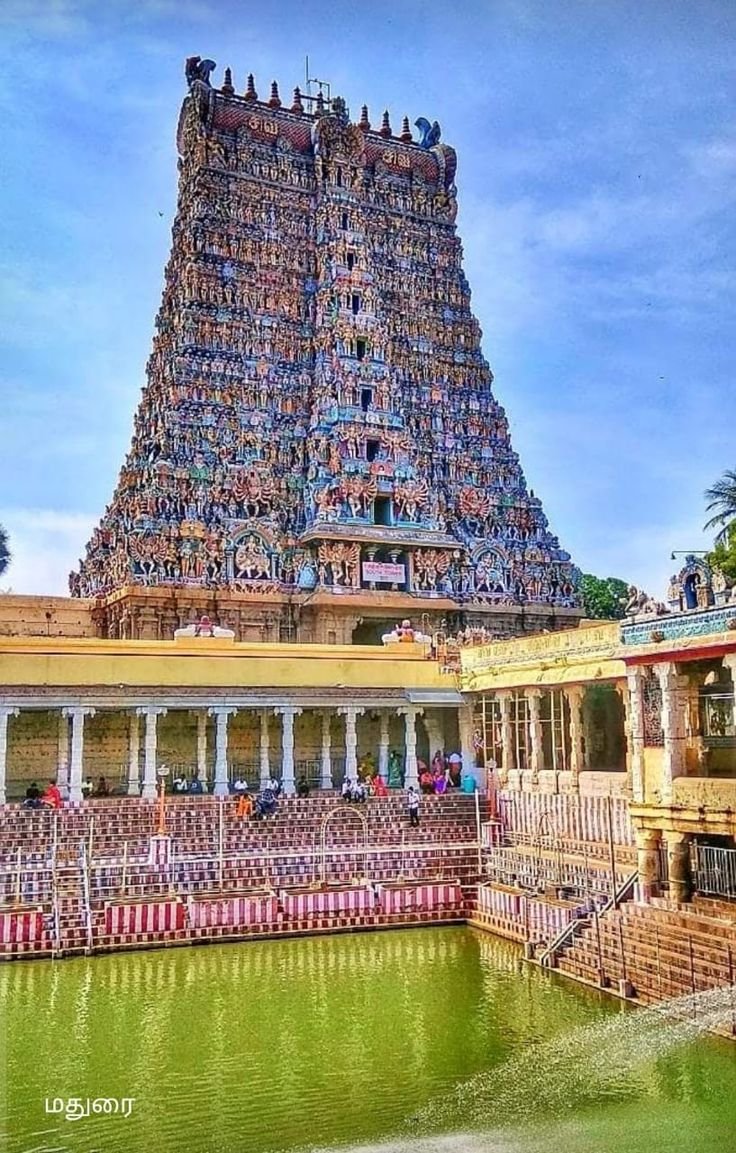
[221,67,234,96]
[315,91,325,115]
[269,81,281,108]
[291,86,305,114]
[400,116,412,143]
[244,73,257,101]
[380,110,392,138]
[358,104,370,131]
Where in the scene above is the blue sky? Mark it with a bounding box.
[1,0,734,598]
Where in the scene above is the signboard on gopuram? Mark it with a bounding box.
[362,561,406,584]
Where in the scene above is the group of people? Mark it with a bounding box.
[22,780,63,809]
[172,774,205,794]
[418,750,471,795]
[340,774,389,803]
[231,775,283,820]
[22,776,111,809]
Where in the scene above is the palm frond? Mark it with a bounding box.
[703,470,736,544]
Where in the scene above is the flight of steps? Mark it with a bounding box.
[0,794,483,959]
[554,894,736,1016]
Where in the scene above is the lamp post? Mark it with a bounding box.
[157,764,170,836]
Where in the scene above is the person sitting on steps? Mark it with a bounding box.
[23,782,42,809]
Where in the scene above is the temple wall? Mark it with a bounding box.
[6,711,57,789]
[0,595,97,639]
[84,712,130,781]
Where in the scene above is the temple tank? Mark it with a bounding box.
[2,926,735,1152]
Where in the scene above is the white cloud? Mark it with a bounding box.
[0,508,95,596]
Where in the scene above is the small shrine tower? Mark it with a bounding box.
[70,59,581,643]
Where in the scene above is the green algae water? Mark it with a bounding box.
[1,927,735,1153]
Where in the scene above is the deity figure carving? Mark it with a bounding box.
[317,541,360,588]
[394,479,429,522]
[234,535,271,580]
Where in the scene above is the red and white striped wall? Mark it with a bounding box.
[281,887,375,919]
[497,791,634,845]
[378,883,463,914]
[0,909,46,947]
[187,894,278,929]
[105,900,184,936]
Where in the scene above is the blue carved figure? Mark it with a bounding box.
[414,117,441,149]
[185,56,216,88]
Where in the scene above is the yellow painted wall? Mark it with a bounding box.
[0,637,451,691]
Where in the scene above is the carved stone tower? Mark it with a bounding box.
[71,59,581,643]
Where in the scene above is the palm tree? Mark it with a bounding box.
[0,525,9,578]
[704,470,736,546]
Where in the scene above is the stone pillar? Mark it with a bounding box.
[654,661,688,805]
[0,707,19,805]
[615,680,634,786]
[664,830,691,904]
[209,706,237,796]
[565,685,585,786]
[497,690,515,785]
[57,711,70,798]
[399,706,423,789]
[337,706,364,781]
[721,654,736,731]
[127,712,140,796]
[423,712,445,760]
[196,710,208,792]
[259,709,271,789]
[635,829,661,903]
[320,711,333,790]
[275,706,302,795]
[527,689,544,781]
[137,706,167,800]
[625,668,646,803]
[378,711,390,782]
[63,706,96,803]
[458,702,475,777]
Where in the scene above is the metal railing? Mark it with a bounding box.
[80,843,94,953]
[692,843,736,899]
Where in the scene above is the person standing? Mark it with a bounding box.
[407,786,420,828]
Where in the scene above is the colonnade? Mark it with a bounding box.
[487,682,628,789]
[0,701,474,803]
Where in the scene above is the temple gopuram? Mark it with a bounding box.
[69,59,581,643]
